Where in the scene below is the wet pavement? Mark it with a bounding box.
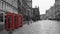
[0,20,60,34]
[13,20,60,34]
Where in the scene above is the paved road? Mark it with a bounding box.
[13,20,60,34]
[0,20,60,34]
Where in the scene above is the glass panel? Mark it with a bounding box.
[14,16,17,26]
[8,16,11,28]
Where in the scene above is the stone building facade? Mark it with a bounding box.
[26,0,33,19]
[18,0,33,21]
[45,6,55,19]
[44,0,60,20]
[0,0,18,14]
[55,0,60,20]
[32,7,40,21]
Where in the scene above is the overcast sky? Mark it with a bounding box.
[32,0,55,15]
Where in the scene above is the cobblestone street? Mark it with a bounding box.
[12,20,60,34]
[0,20,60,34]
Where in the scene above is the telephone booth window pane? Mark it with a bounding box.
[14,16,16,26]
[8,16,11,28]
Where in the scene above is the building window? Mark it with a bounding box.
[0,13,4,31]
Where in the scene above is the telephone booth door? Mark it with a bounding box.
[14,14,18,29]
[16,15,20,28]
[18,14,23,27]
[6,13,15,31]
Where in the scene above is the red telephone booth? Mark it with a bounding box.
[14,14,19,29]
[5,12,23,31]
[18,14,23,27]
[17,14,20,28]
[6,12,15,31]
[14,14,23,28]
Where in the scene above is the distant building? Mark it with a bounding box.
[32,7,40,21]
[55,0,60,20]
[45,6,55,19]
[40,6,55,20]
[40,14,47,20]
[44,0,60,20]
